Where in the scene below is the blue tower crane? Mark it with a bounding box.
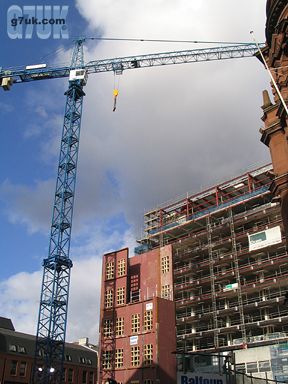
[0,39,265,384]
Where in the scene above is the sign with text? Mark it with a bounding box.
[177,373,226,384]
[248,226,282,251]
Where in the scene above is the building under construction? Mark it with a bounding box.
[138,164,288,356]
[98,164,288,382]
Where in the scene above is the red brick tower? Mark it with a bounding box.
[259,0,288,234]
[98,246,176,384]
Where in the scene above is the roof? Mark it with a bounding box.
[0,317,15,331]
[0,324,97,366]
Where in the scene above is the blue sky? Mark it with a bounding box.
[0,0,271,343]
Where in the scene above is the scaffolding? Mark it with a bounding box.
[138,164,288,352]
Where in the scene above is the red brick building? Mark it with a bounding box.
[98,246,176,384]
[259,0,288,235]
[0,317,98,384]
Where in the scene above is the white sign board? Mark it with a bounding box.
[146,302,153,310]
[130,335,138,345]
[248,226,282,251]
[177,373,226,384]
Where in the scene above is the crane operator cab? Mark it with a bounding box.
[69,69,88,86]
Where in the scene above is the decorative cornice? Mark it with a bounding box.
[266,0,287,45]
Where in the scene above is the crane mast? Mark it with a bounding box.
[33,39,86,384]
[0,40,265,384]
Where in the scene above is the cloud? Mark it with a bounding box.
[0,0,271,242]
[0,226,134,343]
[0,179,54,234]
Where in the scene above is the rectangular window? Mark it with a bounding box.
[246,362,258,373]
[102,351,112,369]
[144,310,153,331]
[259,360,270,372]
[105,289,113,308]
[9,344,17,352]
[116,317,124,336]
[115,349,124,368]
[18,346,26,354]
[118,259,126,276]
[82,370,87,384]
[88,371,94,384]
[161,255,170,273]
[68,368,74,383]
[235,363,245,373]
[117,287,125,305]
[144,380,153,384]
[144,344,153,366]
[10,360,17,376]
[106,261,114,280]
[161,284,171,299]
[19,361,27,377]
[131,346,140,367]
[66,354,72,362]
[131,313,140,334]
[103,319,113,337]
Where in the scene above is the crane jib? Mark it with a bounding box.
[0,43,265,88]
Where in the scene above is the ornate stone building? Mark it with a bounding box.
[259,0,288,235]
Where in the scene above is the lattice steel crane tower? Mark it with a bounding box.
[0,39,265,384]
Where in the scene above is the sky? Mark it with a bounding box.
[0,0,271,344]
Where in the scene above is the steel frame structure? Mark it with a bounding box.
[32,39,86,384]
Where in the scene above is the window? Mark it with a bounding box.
[87,359,92,365]
[79,357,86,364]
[19,361,27,377]
[115,349,124,368]
[144,310,153,331]
[131,313,140,334]
[235,363,245,373]
[9,344,17,352]
[144,344,153,366]
[144,380,153,384]
[18,346,26,354]
[103,319,113,337]
[161,255,170,273]
[161,284,171,299]
[116,317,124,336]
[82,370,87,384]
[66,354,72,362]
[68,368,74,383]
[10,360,17,376]
[106,261,114,279]
[259,360,270,372]
[102,351,112,369]
[88,371,94,384]
[105,289,113,308]
[130,274,140,303]
[246,362,258,373]
[118,259,126,276]
[117,287,125,305]
[131,346,140,367]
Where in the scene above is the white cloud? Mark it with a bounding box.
[0,226,135,343]
[0,1,271,242]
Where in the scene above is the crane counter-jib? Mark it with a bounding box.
[0,42,265,86]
